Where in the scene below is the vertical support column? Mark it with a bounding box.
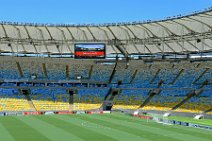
[66,65,69,79]
[16,62,24,78]
[68,89,75,111]
[42,63,48,78]
[88,65,93,79]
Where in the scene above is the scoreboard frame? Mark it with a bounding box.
[74,43,106,59]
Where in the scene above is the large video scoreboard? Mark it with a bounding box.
[74,43,106,59]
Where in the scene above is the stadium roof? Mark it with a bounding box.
[0,9,212,56]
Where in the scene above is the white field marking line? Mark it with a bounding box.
[81,121,111,130]
[156,121,173,126]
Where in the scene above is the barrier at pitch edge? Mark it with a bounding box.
[133,114,153,120]
[23,111,43,115]
[86,111,105,114]
[189,123,212,130]
[159,118,212,130]
[56,111,74,115]
[0,110,109,116]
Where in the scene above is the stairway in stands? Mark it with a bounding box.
[138,80,163,109]
[171,80,208,111]
[20,89,37,111]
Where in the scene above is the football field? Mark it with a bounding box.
[0,113,211,141]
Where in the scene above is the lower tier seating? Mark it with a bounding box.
[0,87,211,114]
[0,97,33,111]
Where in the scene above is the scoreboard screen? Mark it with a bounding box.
[74,43,106,59]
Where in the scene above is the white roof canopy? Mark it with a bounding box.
[0,10,212,55]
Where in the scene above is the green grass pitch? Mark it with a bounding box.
[0,113,211,141]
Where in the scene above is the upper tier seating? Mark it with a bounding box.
[0,60,211,113]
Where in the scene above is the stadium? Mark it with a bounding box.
[0,2,212,141]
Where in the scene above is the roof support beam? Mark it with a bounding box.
[124,25,139,39]
[138,24,176,53]
[185,17,212,50]
[106,26,129,57]
[114,44,128,57]
[118,26,141,53]
[86,27,97,41]
[56,27,73,54]
[35,27,49,53]
[187,17,212,29]
[44,26,54,40]
[97,27,117,53]
[65,27,76,41]
[171,20,201,52]
[154,22,189,52]
[133,25,153,53]
[185,16,212,29]
[13,26,26,52]
[77,27,89,41]
[45,27,60,53]
[135,25,163,52]
[1,24,14,52]
[23,26,38,53]
[1,24,8,38]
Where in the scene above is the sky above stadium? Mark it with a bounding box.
[0,0,212,24]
